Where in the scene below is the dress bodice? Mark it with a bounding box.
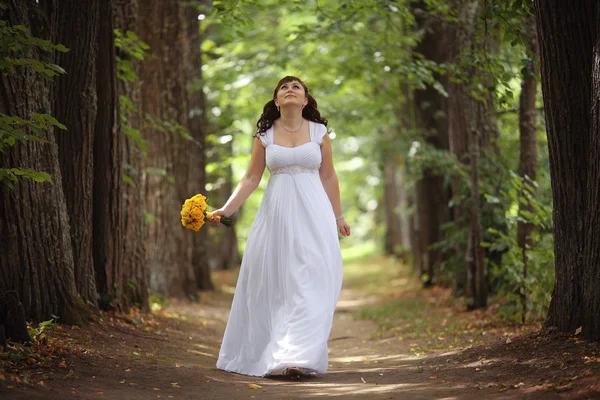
[258,121,327,175]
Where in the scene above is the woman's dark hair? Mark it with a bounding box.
[255,76,328,136]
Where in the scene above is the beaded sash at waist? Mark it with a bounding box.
[270,165,319,175]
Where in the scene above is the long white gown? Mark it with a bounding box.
[216,121,344,377]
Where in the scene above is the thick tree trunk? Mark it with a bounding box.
[412,1,451,286]
[94,0,124,309]
[138,0,197,298]
[0,0,83,324]
[535,0,600,340]
[53,0,100,306]
[516,15,538,321]
[184,1,215,290]
[113,0,150,312]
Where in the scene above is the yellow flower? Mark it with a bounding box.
[181,192,233,231]
[180,194,208,231]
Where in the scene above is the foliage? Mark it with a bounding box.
[114,28,149,157]
[0,17,68,188]
[484,173,554,322]
[114,29,149,83]
[27,316,57,341]
[0,20,68,77]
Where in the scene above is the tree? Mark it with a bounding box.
[138,0,197,297]
[411,1,452,286]
[93,0,124,308]
[53,0,100,306]
[185,0,215,290]
[516,12,538,321]
[447,0,492,308]
[0,0,84,325]
[534,0,600,340]
[113,0,151,311]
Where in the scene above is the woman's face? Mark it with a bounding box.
[274,80,308,109]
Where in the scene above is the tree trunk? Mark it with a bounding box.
[535,0,600,340]
[184,1,215,290]
[113,0,150,312]
[383,162,405,257]
[516,14,538,321]
[470,99,487,308]
[447,0,478,297]
[93,0,124,310]
[0,0,83,324]
[412,1,451,287]
[53,0,100,306]
[138,0,197,298]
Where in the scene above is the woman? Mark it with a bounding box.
[211,76,350,378]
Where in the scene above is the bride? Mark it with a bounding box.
[210,76,350,378]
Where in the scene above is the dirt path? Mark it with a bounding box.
[2,260,600,399]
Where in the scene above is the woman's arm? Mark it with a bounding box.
[319,135,351,237]
[210,137,266,221]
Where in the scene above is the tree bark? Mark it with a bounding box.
[411,1,451,287]
[516,14,538,321]
[138,0,197,298]
[53,0,100,306]
[535,0,600,340]
[0,0,83,324]
[447,0,477,297]
[113,0,150,312]
[469,98,487,308]
[94,0,124,309]
[184,1,215,290]
[383,162,405,257]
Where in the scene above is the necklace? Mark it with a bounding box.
[279,118,304,133]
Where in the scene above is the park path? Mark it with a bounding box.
[3,261,598,399]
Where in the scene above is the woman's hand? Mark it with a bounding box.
[337,218,351,237]
[208,208,231,226]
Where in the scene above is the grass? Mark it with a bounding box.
[341,251,542,355]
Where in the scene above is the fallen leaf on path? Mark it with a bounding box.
[582,369,595,377]
[575,326,582,335]
[175,363,181,368]
[171,382,180,388]
[505,337,512,344]
[360,377,367,384]
[97,391,104,395]
[64,370,76,379]
[248,383,262,389]
[555,383,574,392]
[153,388,160,390]
[120,380,125,384]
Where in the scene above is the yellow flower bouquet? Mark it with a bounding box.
[180,193,234,231]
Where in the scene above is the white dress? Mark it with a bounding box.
[216,121,344,377]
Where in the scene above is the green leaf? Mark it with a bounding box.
[54,43,69,52]
[122,173,135,186]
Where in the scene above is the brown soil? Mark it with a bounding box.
[2,265,600,400]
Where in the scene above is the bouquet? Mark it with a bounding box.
[180,193,234,231]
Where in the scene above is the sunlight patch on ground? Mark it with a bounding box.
[330,352,421,363]
[187,349,218,358]
[336,296,381,309]
[299,382,422,397]
[193,343,219,352]
[341,240,378,263]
